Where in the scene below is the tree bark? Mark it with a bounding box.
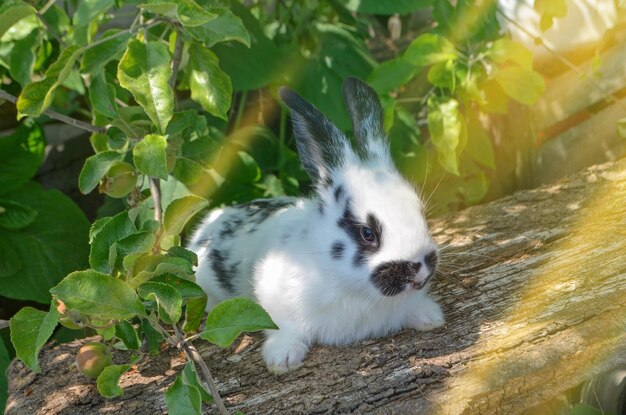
[6,159,626,415]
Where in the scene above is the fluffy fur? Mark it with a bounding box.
[188,78,444,373]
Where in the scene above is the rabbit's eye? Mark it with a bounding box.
[360,226,376,243]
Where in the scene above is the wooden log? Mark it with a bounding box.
[6,158,626,415]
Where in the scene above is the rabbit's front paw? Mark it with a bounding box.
[406,296,445,331]
[262,333,309,374]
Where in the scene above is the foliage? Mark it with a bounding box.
[0,0,567,413]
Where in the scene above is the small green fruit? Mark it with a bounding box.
[76,342,113,379]
[100,161,137,198]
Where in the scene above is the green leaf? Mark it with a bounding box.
[165,374,202,415]
[89,73,118,118]
[50,269,145,320]
[97,364,130,398]
[0,183,89,303]
[141,319,164,353]
[40,4,69,36]
[167,246,198,267]
[17,45,83,117]
[0,199,37,230]
[488,38,533,70]
[118,39,174,133]
[149,276,207,332]
[188,42,232,120]
[211,1,286,91]
[427,96,465,175]
[81,30,132,76]
[480,79,509,114]
[534,0,567,31]
[200,298,277,348]
[404,34,457,67]
[151,275,206,300]
[0,120,44,195]
[129,255,194,288]
[163,196,208,237]
[115,321,141,350]
[0,0,36,40]
[337,0,432,15]
[73,0,114,28]
[138,281,183,324]
[495,67,545,105]
[97,324,116,340]
[78,151,123,194]
[9,28,39,86]
[133,134,169,180]
[9,305,59,373]
[181,362,212,403]
[139,0,216,27]
[368,57,420,95]
[110,231,156,272]
[89,211,137,274]
[183,296,207,334]
[427,60,456,90]
[173,157,204,186]
[184,7,250,47]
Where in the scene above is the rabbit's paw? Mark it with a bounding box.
[262,333,309,374]
[406,296,445,331]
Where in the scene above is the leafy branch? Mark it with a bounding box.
[0,90,106,134]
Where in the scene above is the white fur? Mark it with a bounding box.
[188,81,445,373]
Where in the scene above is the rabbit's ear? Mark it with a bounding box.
[342,77,390,163]
[279,87,347,183]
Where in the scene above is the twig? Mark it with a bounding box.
[86,20,161,50]
[174,326,229,415]
[148,178,162,223]
[38,0,56,15]
[0,90,107,134]
[169,27,183,110]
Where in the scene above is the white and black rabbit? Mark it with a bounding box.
[188,77,444,373]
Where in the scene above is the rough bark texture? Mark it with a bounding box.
[6,159,626,415]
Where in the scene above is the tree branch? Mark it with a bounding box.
[0,90,107,134]
[148,178,162,223]
[169,28,184,94]
[174,325,229,415]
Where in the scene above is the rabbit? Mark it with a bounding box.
[187,77,444,374]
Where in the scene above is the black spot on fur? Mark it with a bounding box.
[219,218,243,239]
[331,241,345,260]
[353,251,366,267]
[334,185,344,202]
[240,198,296,227]
[319,200,325,215]
[337,202,382,267]
[371,261,423,296]
[209,249,236,293]
[322,176,334,189]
